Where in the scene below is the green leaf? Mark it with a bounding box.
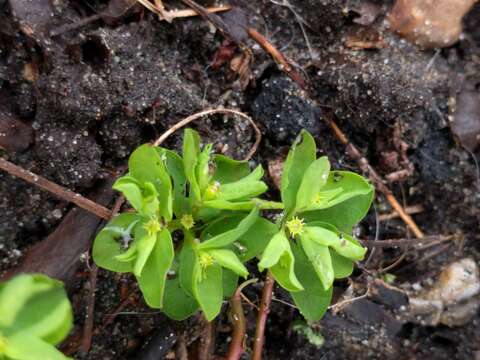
[238,217,278,261]
[197,143,212,194]
[163,277,199,321]
[140,182,160,218]
[128,144,173,221]
[257,231,289,271]
[295,157,330,212]
[133,233,157,277]
[270,250,304,292]
[281,130,316,215]
[5,332,69,360]
[222,269,239,297]
[136,229,174,308]
[259,231,304,291]
[303,226,366,261]
[290,242,333,321]
[179,242,197,297]
[330,250,354,279]
[193,264,223,321]
[160,149,190,217]
[213,155,250,183]
[6,284,72,345]
[306,171,373,211]
[183,129,201,201]
[219,181,268,201]
[197,208,259,250]
[208,249,248,278]
[302,191,374,232]
[0,274,72,347]
[93,214,140,273]
[112,176,143,211]
[299,235,334,290]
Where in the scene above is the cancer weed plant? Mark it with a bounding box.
[93,129,374,321]
[0,274,73,360]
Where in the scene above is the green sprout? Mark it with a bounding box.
[0,274,73,360]
[93,129,374,322]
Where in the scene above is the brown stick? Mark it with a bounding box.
[153,108,261,161]
[252,271,275,360]
[326,117,424,239]
[378,204,424,221]
[0,157,112,220]
[361,234,455,248]
[247,28,307,90]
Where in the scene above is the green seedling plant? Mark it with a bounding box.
[0,274,73,360]
[93,129,374,322]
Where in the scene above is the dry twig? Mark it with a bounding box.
[0,157,112,219]
[325,116,425,239]
[153,108,261,161]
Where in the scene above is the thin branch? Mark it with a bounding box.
[361,234,455,248]
[378,204,424,221]
[325,115,424,239]
[0,157,112,219]
[247,28,307,89]
[153,108,261,161]
[252,271,275,360]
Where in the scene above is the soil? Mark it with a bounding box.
[1,0,480,359]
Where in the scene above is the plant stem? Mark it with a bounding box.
[225,278,257,360]
[225,289,246,360]
[252,271,275,360]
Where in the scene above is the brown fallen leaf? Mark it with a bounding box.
[387,0,478,48]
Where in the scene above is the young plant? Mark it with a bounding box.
[0,274,73,360]
[258,130,374,320]
[93,128,373,322]
[93,129,274,321]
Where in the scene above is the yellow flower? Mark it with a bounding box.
[199,252,215,269]
[180,214,195,230]
[143,217,162,236]
[286,216,305,237]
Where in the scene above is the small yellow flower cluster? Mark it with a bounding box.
[286,216,305,237]
[180,214,195,230]
[143,217,162,237]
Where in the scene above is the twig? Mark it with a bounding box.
[153,108,261,161]
[378,204,424,221]
[328,291,369,313]
[247,28,307,89]
[0,157,112,219]
[325,115,424,239]
[226,279,258,360]
[79,264,98,354]
[361,235,455,248]
[252,271,275,360]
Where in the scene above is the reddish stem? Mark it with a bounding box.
[225,288,247,360]
[252,271,275,360]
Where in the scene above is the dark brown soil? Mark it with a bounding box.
[1,0,479,359]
